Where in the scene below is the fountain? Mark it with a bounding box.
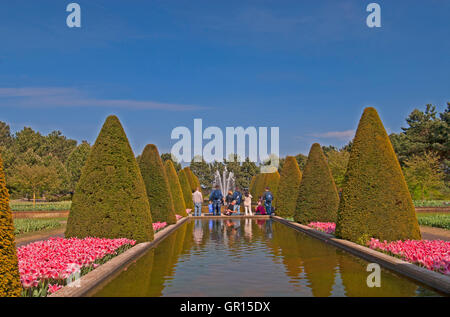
[212,167,235,197]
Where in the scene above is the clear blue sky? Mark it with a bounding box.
[0,0,449,157]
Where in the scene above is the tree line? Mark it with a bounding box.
[1,102,448,201]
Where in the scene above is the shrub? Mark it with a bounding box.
[0,154,22,297]
[253,174,267,199]
[294,143,339,224]
[274,156,302,218]
[264,171,280,199]
[178,169,194,209]
[138,145,177,225]
[65,115,154,243]
[183,167,200,192]
[165,160,187,217]
[335,107,421,242]
[249,175,256,196]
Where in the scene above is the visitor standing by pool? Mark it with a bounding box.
[192,187,203,216]
[232,187,242,215]
[209,185,223,216]
[244,191,253,216]
[262,187,274,215]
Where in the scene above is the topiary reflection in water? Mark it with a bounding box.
[94,219,439,297]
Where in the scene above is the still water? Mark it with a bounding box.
[93,219,439,297]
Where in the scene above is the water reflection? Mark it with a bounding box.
[94,219,439,297]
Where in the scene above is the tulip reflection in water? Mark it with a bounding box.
[94,219,440,297]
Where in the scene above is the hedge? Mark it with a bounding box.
[274,156,302,218]
[0,154,22,297]
[164,160,187,217]
[335,107,421,243]
[65,115,154,243]
[183,167,196,191]
[294,143,339,224]
[178,169,194,209]
[138,144,177,225]
[264,171,280,199]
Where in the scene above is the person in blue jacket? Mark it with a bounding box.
[232,187,243,215]
[262,187,274,216]
[209,185,223,216]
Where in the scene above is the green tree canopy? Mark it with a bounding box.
[336,108,421,243]
[66,141,91,191]
[66,115,154,243]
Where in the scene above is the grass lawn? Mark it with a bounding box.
[10,201,71,211]
[14,217,67,235]
[416,213,450,230]
[413,200,449,208]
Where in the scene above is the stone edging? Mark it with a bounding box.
[50,217,190,297]
[272,216,450,295]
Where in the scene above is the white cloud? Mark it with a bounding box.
[308,129,355,141]
[0,87,206,111]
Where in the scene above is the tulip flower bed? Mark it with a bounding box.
[176,214,183,221]
[308,222,336,234]
[17,237,135,297]
[152,222,167,232]
[368,238,450,275]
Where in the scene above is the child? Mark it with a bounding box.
[208,201,214,214]
[255,200,266,215]
[225,200,237,216]
[244,191,253,216]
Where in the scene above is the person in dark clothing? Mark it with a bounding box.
[262,187,274,216]
[232,187,242,215]
[209,185,223,216]
[225,190,234,205]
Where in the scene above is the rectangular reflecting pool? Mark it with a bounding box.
[93,219,441,297]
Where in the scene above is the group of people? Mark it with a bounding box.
[190,185,275,217]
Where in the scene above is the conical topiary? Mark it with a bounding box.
[183,167,197,192]
[65,115,154,243]
[253,173,267,199]
[138,144,177,225]
[178,169,194,209]
[294,143,339,224]
[164,160,187,217]
[264,171,280,198]
[335,107,421,243]
[249,175,256,195]
[274,156,302,219]
[0,154,22,297]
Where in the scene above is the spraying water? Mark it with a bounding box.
[213,167,235,197]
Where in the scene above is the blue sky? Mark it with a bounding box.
[0,0,449,158]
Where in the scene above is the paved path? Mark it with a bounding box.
[15,227,65,247]
[420,226,450,241]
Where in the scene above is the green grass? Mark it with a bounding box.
[10,201,71,211]
[14,218,66,235]
[413,200,449,208]
[416,213,450,230]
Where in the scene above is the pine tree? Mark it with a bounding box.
[164,160,187,217]
[0,154,22,297]
[274,156,302,218]
[138,144,177,224]
[336,108,421,243]
[294,143,339,224]
[65,115,154,243]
